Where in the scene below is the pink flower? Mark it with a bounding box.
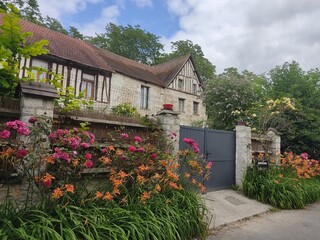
[6,121,17,129]
[84,153,92,160]
[171,132,177,137]
[300,152,309,160]
[16,149,28,158]
[81,142,90,148]
[73,127,79,133]
[137,147,145,153]
[49,133,57,139]
[121,133,129,139]
[0,130,11,139]
[128,145,136,152]
[101,148,107,153]
[121,155,127,160]
[134,136,142,143]
[193,147,200,154]
[28,116,37,123]
[89,133,95,144]
[84,160,93,168]
[151,153,157,159]
[183,138,195,145]
[17,127,30,136]
[42,180,52,188]
[208,161,213,166]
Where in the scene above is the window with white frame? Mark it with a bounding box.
[193,101,199,115]
[178,98,185,112]
[31,59,48,82]
[141,86,149,109]
[80,73,95,99]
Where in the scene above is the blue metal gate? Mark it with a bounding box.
[179,126,236,190]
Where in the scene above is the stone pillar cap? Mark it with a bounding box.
[19,82,59,99]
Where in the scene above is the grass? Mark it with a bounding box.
[0,189,210,240]
[243,166,320,209]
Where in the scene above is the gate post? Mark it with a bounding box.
[235,123,252,187]
[156,109,180,153]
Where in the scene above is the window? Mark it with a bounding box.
[81,73,95,99]
[141,86,149,109]
[178,79,184,91]
[31,59,48,82]
[193,102,199,115]
[178,98,185,112]
[192,84,197,95]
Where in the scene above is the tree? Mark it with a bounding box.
[43,16,68,35]
[21,0,43,24]
[205,68,263,130]
[89,23,164,65]
[0,4,48,95]
[265,61,320,157]
[159,40,215,81]
[69,26,85,40]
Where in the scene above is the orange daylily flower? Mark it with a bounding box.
[108,145,115,151]
[278,174,284,178]
[44,155,55,164]
[138,164,149,172]
[64,184,74,193]
[168,181,179,189]
[118,170,128,179]
[52,188,63,199]
[72,158,79,167]
[153,173,162,180]
[42,173,55,182]
[100,157,112,165]
[116,149,123,156]
[184,172,191,178]
[94,191,104,199]
[103,192,113,201]
[155,184,161,192]
[141,191,151,204]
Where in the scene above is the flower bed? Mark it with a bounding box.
[243,152,320,209]
[0,116,212,239]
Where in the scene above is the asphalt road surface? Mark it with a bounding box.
[208,201,320,240]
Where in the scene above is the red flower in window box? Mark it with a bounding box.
[163,103,173,110]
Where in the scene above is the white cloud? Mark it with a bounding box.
[132,0,152,8]
[165,0,320,73]
[38,0,102,19]
[79,5,120,36]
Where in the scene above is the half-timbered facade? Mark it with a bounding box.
[1,16,206,125]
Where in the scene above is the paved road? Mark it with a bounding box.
[208,202,320,240]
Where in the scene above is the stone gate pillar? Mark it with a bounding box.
[235,123,252,187]
[156,109,180,153]
[19,82,58,124]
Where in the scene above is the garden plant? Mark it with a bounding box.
[0,116,212,239]
[243,152,320,209]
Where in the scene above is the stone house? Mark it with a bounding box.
[4,17,207,125]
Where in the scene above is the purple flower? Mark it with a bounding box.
[134,136,142,143]
[0,130,11,139]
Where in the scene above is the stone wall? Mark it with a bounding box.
[235,124,281,187]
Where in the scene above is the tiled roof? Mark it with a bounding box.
[0,14,192,87]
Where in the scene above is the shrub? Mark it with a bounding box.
[0,116,212,239]
[112,102,140,117]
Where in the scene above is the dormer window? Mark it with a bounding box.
[178,79,184,91]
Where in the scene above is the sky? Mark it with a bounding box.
[37,0,320,74]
